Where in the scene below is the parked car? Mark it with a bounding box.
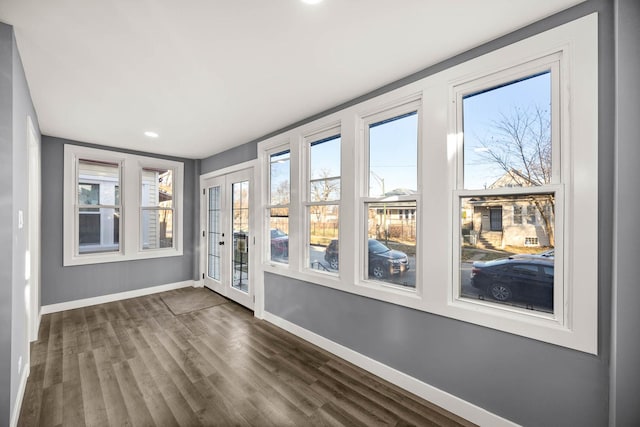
[270,228,288,258]
[471,257,554,308]
[324,238,409,279]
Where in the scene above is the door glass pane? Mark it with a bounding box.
[232,181,249,292]
[208,186,221,281]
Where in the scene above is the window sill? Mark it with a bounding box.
[64,248,183,266]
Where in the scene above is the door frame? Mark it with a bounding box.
[199,160,260,311]
[27,116,41,342]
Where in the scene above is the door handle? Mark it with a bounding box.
[219,241,225,246]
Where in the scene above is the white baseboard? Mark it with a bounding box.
[30,312,41,343]
[10,362,30,427]
[41,280,196,314]
[263,311,519,427]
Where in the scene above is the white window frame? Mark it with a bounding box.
[265,144,292,266]
[452,54,565,317]
[77,178,119,253]
[303,126,342,277]
[440,15,597,354]
[139,164,177,252]
[64,145,184,266]
[256,14,598,353]
[359,100,422,292]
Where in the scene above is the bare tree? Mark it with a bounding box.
[311,168,340,202]
[477,105,555,246]
[273,179,290,205]
[310,168,340,237]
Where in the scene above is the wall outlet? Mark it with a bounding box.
[18,210,23,229]
[17,356,22,374]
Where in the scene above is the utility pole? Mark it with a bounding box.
[370,171,388,244]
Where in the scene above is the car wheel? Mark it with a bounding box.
[328,256,339,270]
[489,283,513,302]
[371,263,386,279]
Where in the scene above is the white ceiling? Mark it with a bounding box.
[1,0,585,159]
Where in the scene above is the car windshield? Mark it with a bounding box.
[271,229,286,238]
[368,239,390,254]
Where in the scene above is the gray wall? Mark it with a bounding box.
[10,28,40,425]
[40,136,198,305]
[201,141,256,174]
[265,275,608,426]
[0,22,14,427]
[0,22,42,426]
[611,0,640,425]
[200,1,618,425]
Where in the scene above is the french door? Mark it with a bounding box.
[202,168,254,309]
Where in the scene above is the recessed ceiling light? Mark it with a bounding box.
[144,131,159,138]
[301,0,323,4]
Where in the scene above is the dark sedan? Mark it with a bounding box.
[324,238,409,279]
[471,257,554,308]
[270,229,288,258]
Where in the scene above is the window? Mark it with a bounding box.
[456,61,560,316]
[77,160,120,254]
[363,105,419,289]
[306,131,340,273]
[64,145,184,265]
[526,205,538,225]
[141,167,174,250]
[513,205,523,225]
[524,237,540,246]
[257,14,598,353]
[268,149,290,263]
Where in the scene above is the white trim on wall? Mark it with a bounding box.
[199,159,260,312]
[256,14,598,354]
[26,115,41,343]
[40,280,195,314]
[10,361,29,427]
[63,144,185,266]
[263,311,519,427]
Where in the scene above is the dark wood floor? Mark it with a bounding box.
[19,287,475,426]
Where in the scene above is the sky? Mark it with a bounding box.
[306,116,419,196]
[463,72,551,189]
[275,72,551,198]
[369,113,418,195]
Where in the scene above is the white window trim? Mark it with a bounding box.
[138,160,180,253]
[434,15,597,354]
[359,100,422,292]
[265,143,292,267]
[302,125,342,277]
[256,14,598,353]
[64,145,184,266]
